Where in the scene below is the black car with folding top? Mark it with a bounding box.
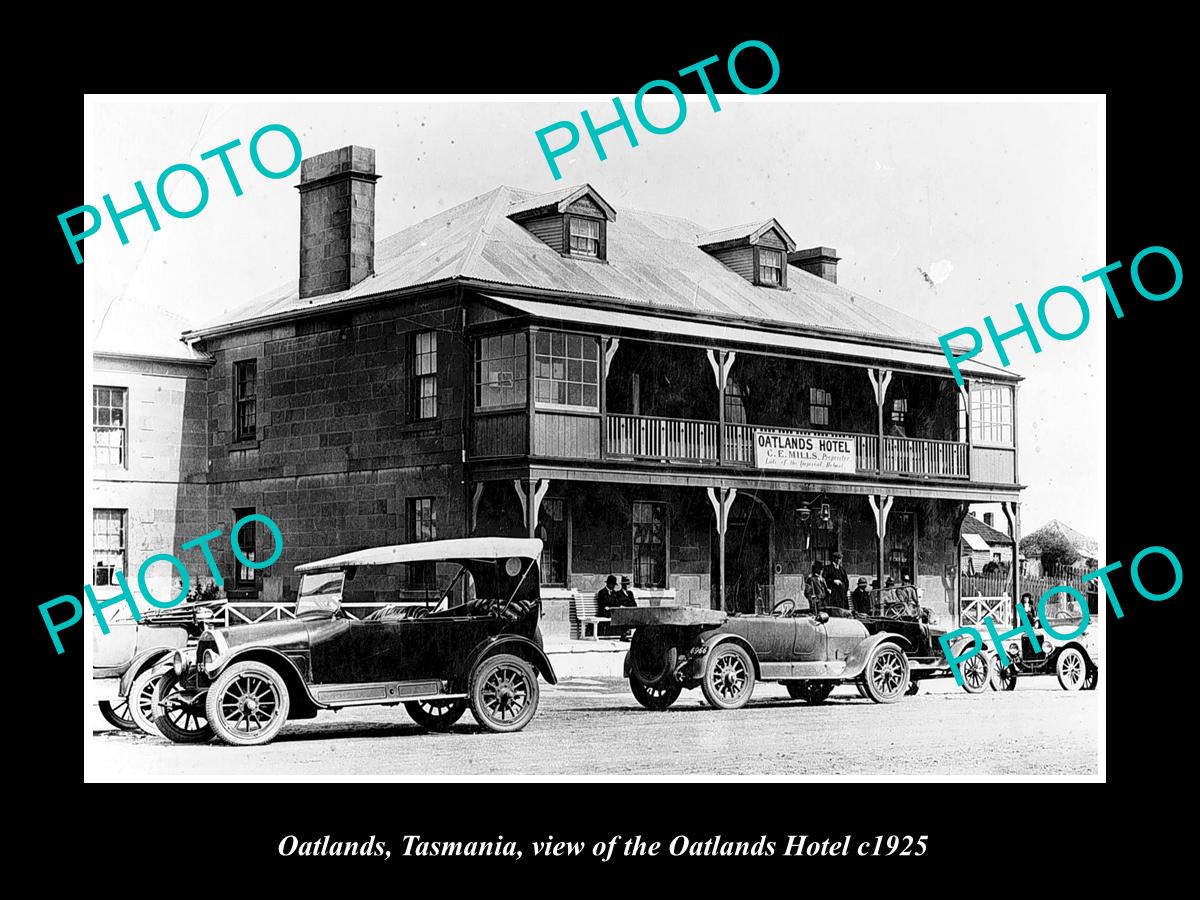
[154,538,557,746]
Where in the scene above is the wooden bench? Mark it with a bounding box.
[572,595,609,640]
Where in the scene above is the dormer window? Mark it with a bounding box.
[508,184,616,263]
[759,248,784,286]
[569,216,601,257]
[698,218,797,289]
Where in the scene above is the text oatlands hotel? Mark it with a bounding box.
[91,143,1024,642]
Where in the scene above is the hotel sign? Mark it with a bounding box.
[753,431,856,474]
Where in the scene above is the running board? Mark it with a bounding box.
[759,661,848,680]
[312,680,467,707]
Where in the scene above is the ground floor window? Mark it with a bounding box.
[632,501,667,588]
[233,507,257,591]
[93,509,126,585]
[407,497,437,591]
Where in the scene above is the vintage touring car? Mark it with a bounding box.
[987,609,1100,691]
[844,585,958,696]
[614,597,915,710]
[153,538,557,746]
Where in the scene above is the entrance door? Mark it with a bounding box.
[887,511,916,586]
[716,496,773,613]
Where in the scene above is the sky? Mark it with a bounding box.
[83,96,1103,541]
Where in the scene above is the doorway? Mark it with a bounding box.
[714,494,774,613]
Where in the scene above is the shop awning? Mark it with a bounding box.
[479,294,1010,379]
[962,533,992,551]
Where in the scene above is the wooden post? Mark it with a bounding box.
[868,494,893,590]
[1003,500,1021,624]
[707,486,737,610]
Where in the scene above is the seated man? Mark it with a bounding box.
[850,577,872,615]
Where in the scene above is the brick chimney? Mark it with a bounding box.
[789,246,841,284]
[298,145,380,300]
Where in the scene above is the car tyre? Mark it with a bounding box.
[862,643,909,703]
[153,671,215,743]
[405,699,467,731]
[1083,666,1099,691]
[98,699,138,731]
[957,652,991,694]
[1056,647,1087,691]
[128,669,165,736]
[469,653,540,733]
[629,676,682,711]
[204,660,291,746]
[700,643,755,710]
[855,680,869,699]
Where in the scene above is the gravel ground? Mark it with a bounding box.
[86,676,1098,779]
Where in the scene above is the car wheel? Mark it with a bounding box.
[470,653,540,733]
[906,680,920,696]
[98,699,138,731]
[862,643,909,703]
[405,699,467,732]
[204,661,291,746]
[700,643,755,710]
[629,626,678,685]
[1056,647,1087,691]
[990,655,1018,691]
[153,671,215,743]
[128,669,165,736]
[629,676,682,711]
[855,680,868,699]
[1083,666,1099,690]
[957,653,991,694]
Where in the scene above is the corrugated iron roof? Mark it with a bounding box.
[189,186,965,353]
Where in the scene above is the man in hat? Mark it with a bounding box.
[595,575,623,619]
[850,577,872,615]
[823,551,850,608]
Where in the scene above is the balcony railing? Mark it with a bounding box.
[605,415,969,479]
[883,436,969,479]
[607,414,719,462]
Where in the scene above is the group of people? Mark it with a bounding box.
[803,551,906,616]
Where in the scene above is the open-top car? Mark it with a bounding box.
[614,597,915,711]
[154,538,557,746]
[844,585,957,695]
[93,596,224,736]
[986,604,1100,692]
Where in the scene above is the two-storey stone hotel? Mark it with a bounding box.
[91,144,1024,636]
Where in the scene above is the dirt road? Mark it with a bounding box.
[86,676,1098,779]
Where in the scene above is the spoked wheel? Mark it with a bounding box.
[1056,648,1087,691]
[470,654,540,733]
[405,699,467,731]
[630,677,682,711]
[701,643,755,710]
[128,669,166,735]
[153,671,215,743]
[204,661,291,746]
[786,681,835,704]
[1083,666,1099,690]
[991,656,1018,691]
[98,698,139,731]
[862,643,910,703]
[957,653,991,694]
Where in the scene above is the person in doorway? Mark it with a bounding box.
[804,561,829,614]
[823,551,850,608]
[850,577,872,615]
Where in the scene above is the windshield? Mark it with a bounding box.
[296,571,346,616]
